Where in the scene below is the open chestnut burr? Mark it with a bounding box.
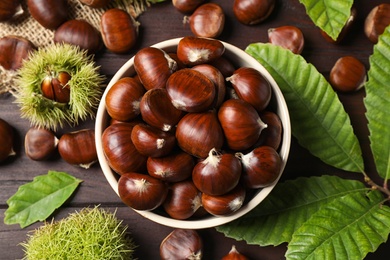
[95,37,291,229]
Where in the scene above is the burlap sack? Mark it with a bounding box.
[0,0,150,95]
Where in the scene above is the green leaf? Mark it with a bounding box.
[216,176,369,246]
[286,190,390,260]
[4,171,82,228]
[246,43,364,173]
[364,25,390,180]
[299,0,353,41]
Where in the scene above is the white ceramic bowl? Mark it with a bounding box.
[95,37,291,229]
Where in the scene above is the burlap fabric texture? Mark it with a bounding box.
[0,0,150,95]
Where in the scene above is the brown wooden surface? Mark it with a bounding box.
[1,0,389,259]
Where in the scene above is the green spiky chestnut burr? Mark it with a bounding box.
[14,43,106,130]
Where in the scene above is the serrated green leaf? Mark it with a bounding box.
[364,25,390,180]
[299,0,353,41]
[4,171,82,228]
[246,43,364,173]
[217,176,369,246]
[286,190,390,260]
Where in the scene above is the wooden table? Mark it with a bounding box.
[1,0,389,259]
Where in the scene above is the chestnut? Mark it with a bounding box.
[102,123,147,174]
[254,111,282,150]
[118,172,168,211]
[218,99,268,151]
[268,25,305,55]
[226,67,272,113]
[147,150,195,182]
[201,184,246,215]
[54,19,103,54]
[163,180,202,219]
[177,36,225,66]
[79,0,110,8]
[172,0,205,13]
[27,0,69,30]
[192,148,242,196]
[140,88,184,132]
[100,8,139,53]
[41,71,71,103]
[134,47,177,90]
[58,129,97,169]
[236,146,282,188]
[160,229,203,260]
[0,0,22,21]
[364,4,390,43]
[166,68,215,113]
[188,3,225,38]
[0,36,36,71]
[222,245,249,260]
[321,7,357,44]
[130,123,176,158]
[176,110,224,158]
[105,77,146,122]
[25,126,58,161]
[192,64,226,108]
[0,118,15,163]
[329,56,366,93]
[233,0,275,25]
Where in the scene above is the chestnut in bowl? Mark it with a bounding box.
[95,37,291,229]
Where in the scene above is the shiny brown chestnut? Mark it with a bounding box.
[192,64,226,108]
[54,19,103,54]
[233,0,275,25]
[25,126,58,161]
[134,47,177,90]
[163,180,202,220]
[226,67,272,113]
[236,146,282,189]
[27,0,69,30]
[0,118,15,163]
[41,71,71,103]
[140,88,184,132]
[201,184,246,216]
[118,172,168,211]
[329,56,366,93]
[254,111,282,150]
[0,36,36,71]
[102,123,147,174]
[0,0,22,21]
[192,148,242,196]
[268,25,305,54]
[79,0,110,8]
[172,0,205,13]
[166,68,215,112]
[365,4,390,44]
[222,245,249,260]
[218,99,268,151]
[100,8,139,53]
[131,123,176,158]
[176,110,224,158]
[160,229,203,260]
[321,7,357,44]
[208,56,236,79]
[177,36,225,66]
[58,129,97,169]
[187,3,225,38]
[105,77,146,122]
[147,150,195,182]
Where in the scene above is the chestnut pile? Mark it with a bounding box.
[102,36,283,219]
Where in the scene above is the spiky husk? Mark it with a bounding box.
[21,206,136,260]
[14,43,106,130]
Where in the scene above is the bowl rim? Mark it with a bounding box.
[95,37,291,229]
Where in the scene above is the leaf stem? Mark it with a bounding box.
[365,175,390,199]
